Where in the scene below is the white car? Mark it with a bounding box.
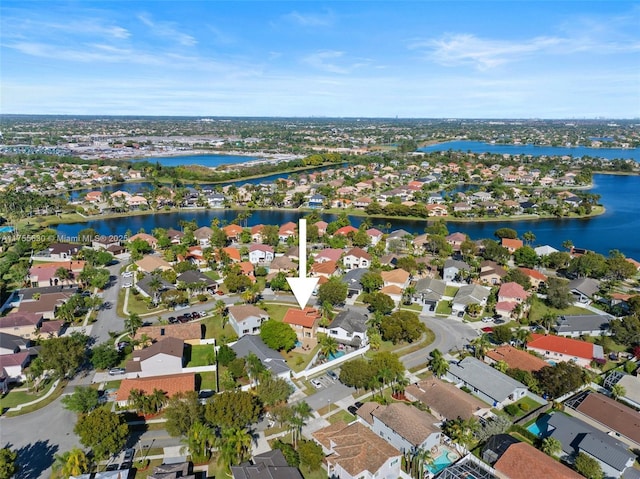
[481,317,493,323]
[121,282,133,288]
[310,379,322,389]
[122,271,133,278]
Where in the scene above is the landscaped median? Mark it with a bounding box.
[0,378,66,417]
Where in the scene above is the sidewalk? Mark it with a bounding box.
[6,379,60,412]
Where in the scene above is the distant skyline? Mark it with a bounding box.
[1,1,639,119]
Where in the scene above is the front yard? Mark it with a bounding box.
[528,298,592,324]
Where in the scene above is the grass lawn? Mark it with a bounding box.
[513,396,544,414]
[262,302,294,322]
[195,371,217,390]
[127,459,164,479]
[204,270,220,281]
[528,299,592,324]
[283,344,320,373]
[1,379,66,416]
[444,286,459,297]
[400,303,423,312]
[435,301,452,316]
[200,314,238,341]
[326,409,356,424]
[300,466,328,479]
[186,344,216,367]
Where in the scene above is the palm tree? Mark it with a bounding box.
[514,328,531,348]
[611,383,626,400]
[217,427,252,468]
[392,372,410,397]
[402,286,416,305]
[128,388,148,413]
[541,437,562,457]
[540,312,557,332]
[125,312,143,337]
[470,334,491,359]
[289,401,313,449]
[494,360,509,373]
[148,274,163,305]
[562,239,573,252]
[318,334,339,359]
[245,352,266,388]
[52,448,90,478]
[55,267,72,286]
[183,422,215,463]
[429,349,449,378]
[523,231,536,246]
[148,388,168,413]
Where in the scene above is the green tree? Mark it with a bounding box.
[546,277,573,309]
[273,440,300,466]
[205,390,262,429]
[90,342,120,370]
[492,325,513,344]
[39,333,88,379]
[504,268,532,290]
[494,228,518,239]
[513,245,538,268]
[470,334,491,359]
[339,358,376,390]
[429,349,449,378]
[125,312,143,337]
[298,439,324,472]
[164,391,204,437]
[541,437,562,457]
[0,448,18,479]
[318,333,339,359]
[610,315,640,347]
[574,452,603,479]
[360,271,384,293]
[371,351,405,378]
[217,427,252,468]
[611,383,626,400]
[74,409,129,461]
[522,231,536,246]
[256,374,293,406]
[318,276,348,305]
[61,386,100,413]
[535,362,588,399]
[363,292,395,315]
[380,311,426,344]
[217,344,237,367]
[260,320,297,351]
[183,422,215,463]
[52,448,89,479]
[289,401,313,449]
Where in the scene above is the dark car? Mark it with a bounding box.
[168,316,178,324]
[120,461,133,470]
[191,312,200,319]
[354,401,363,409]
[347,405,358,415]
[123,448,135,462]
[327,370,338,380]
[178,315,190,323]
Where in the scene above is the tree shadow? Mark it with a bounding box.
[12,440,59,479]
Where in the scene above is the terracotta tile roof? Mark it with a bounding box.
[312,422,400,477]
[279,222,297,235]
[381,285,403,295]
[222,224,243,237]
[498,282,529,300]
[494,442,582,479]
[31,260,85,271]
[135,255,172,272]
[486,345,548,372]
[283,308,321,328]
[527,333,595,360]
[334,225,359,236]
[502,238,523,250]
[116,372,194,402]
[134,323,203,342]
[251,224,264,235]
[222,247,242,262]
[311,261,337,275]
[381,269,410,285]
[315,249,343,262]
[405,377,489,421]
[129,233,158,245]
[519,267,548,281]
[574,392,640,445]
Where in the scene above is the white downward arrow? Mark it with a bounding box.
[286,218,319,309]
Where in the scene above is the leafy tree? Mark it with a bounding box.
[205,390,262,429]
[124,312,143,337]
[363,292,395,315]
[611,383,626,400]
[217,427,252,468]
[317,276,348,305]
[546,251,572,269]
[494,228,517,239]
[273,440,299,467]
[90,342,120,370]
[164,391,204,437]
[269,271,291,291]
[61,386,100,413]
[39,333,88,379]
[574,452,603,479]
[256,374,293,406]
[74,409,128,461]
[260,320,297,351]
[298,439,324,472]
[360,271,384,293]
[513,245,538,268]
[606,250,637,280]
[339,358,376,390]
[217,344,237,367]
[396,256,418,273]
[535,362,588,399]
[475,415,512,442]
[228,357,246,379]
[441,417,478,448]
[371,351,405,379]
[610,315,640,347]
[492,325,513,344]
[541,437,562,457]
[183,422,215,463]
[504,268,532,290]
[0,448,18,479]
[52,448,89,479]
[245,352,267,387]
[380,311,426,344]
[568,251,607,279]
[506,368,540,394]
[546,277,573,309]
[429,349,449,378]
[482,239,510,264]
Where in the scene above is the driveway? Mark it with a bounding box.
[304,383,355,411]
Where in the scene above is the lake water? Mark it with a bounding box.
[419,141,640,161]
[55,173,640,258]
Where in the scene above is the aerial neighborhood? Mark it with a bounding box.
[0,117,639,479]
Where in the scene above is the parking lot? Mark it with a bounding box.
[309,369,340,390]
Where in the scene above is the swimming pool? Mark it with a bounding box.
[328,350,345,360]
[527,414,551,437]
[426,451,458,474]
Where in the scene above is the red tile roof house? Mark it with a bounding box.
[501,237,524,254]
[493,442,583,479]
[222,224,244,243]
[485,345,549,373]
[495,282,530,319]
[115,372,195,407]
[128,233,159,250]
[518,267,548,289]
[314,248,344,263]
[312,421,402,479]
[526,333,604,368]
[283,307,322,341]
[278,222,297,242]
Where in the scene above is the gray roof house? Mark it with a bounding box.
[413,277,446,304]
[445,356,528,408]
[176,270,217,290]
[568,277,600,303]
[555,314,613,338]
[546,413,636,479]
[341,268,368,296]
[443,259,472,282]
[136,274,175,301]
[325,309,368,347]
[231,335,291,379]
[452,284,491,314]
[231,449,303,479]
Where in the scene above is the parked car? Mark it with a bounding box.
[347,405,358,415]
[481,317,493,323]
[108,368,125,376]
[123,448,135,462]
[310,379,322,389]
[191,312,200,319]
[354,401,363,408]
[121,282,132,288]
[327,370,338,380]
[168,316,178,324]
[199,311,207,317]
[105,464,119,471]
[122,271,133,278]
[120,462,132,470]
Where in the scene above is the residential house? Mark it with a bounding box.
[231,335,291,379]
[566,391,640,449]
[166,228,185,244]
[479,260,507,285]
[268,256,297,274]
[501,238,523,253]
[147,462,194,479]
[136,274,175,302]
[534,245,559,257]
[115,372,194,407]
[385,229,411,252]
[133,323,203,345]
[426,204,448,217]
[278,222,297,242]
[489,441,583,479]
[356,402,441,453]
[221,246,242,263]
[311,260,338,279]
[312,421,402,479]
[451,284,491,315]
[342,247,371,271]
[308,194,326,209]
[555,314,613,338]
[446,232,467,251]
[128,233,159,250]
[519,267,548,289]
[222,224,243,243]
[135,255,173,273]
[526,333,604,368]
[0,351,31,383]
[366,228,383,246]
[0,333,29,356]
[176,270,217,293]
[32,242,80,261]
[250,224,265,243]
[126,195,148,208]
[325,309,368,347]
[568,277,600,303]
[405,377,491,422]
[485,345,549,373]
[91,235,121,251]
[0,312,43,340]
[17,291,76,319]
[315,248,343,263]
[413,277,446,307]
[207,193,225,208]
[341,268,368,297]
[249,244,275,265]
[125,337,184,377]
[616,375,640,409]
[445,356,528,408]
[231,449,303,479]
[314,221,328,237]
[380,269,410,290]
[334,225,359,237]
[443,259,471,282]
[228,305,269,337]
[495,282,530,319]
[283,307,321,340]
[546,412,636,479]
[193,226,214,247]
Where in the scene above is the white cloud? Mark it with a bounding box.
[302,50,349,74]
[137,13,197,47]
[284,10,335,27]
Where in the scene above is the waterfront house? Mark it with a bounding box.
[568,277,600,303]
[526,333,604,368]
[278,222,297,242]
[32,242,80,262]
[356,402,441,454]
[405,377,491,421]
[308,194,325,209]
[250,224,264,243]
[445,356,528,408]
[501,238,523,253]
[366,228,383,246]
[91,235,121,251]
[128,233,158,250]
[193,226,214,247]
[385,229,411,252]
[228,305,269,337]
[222,224,243,243]
[325,309,368,347]
[312,421,402,479]
[206,193,225,208]
[446,232,468,250]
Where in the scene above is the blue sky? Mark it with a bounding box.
[2,1,639,118]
